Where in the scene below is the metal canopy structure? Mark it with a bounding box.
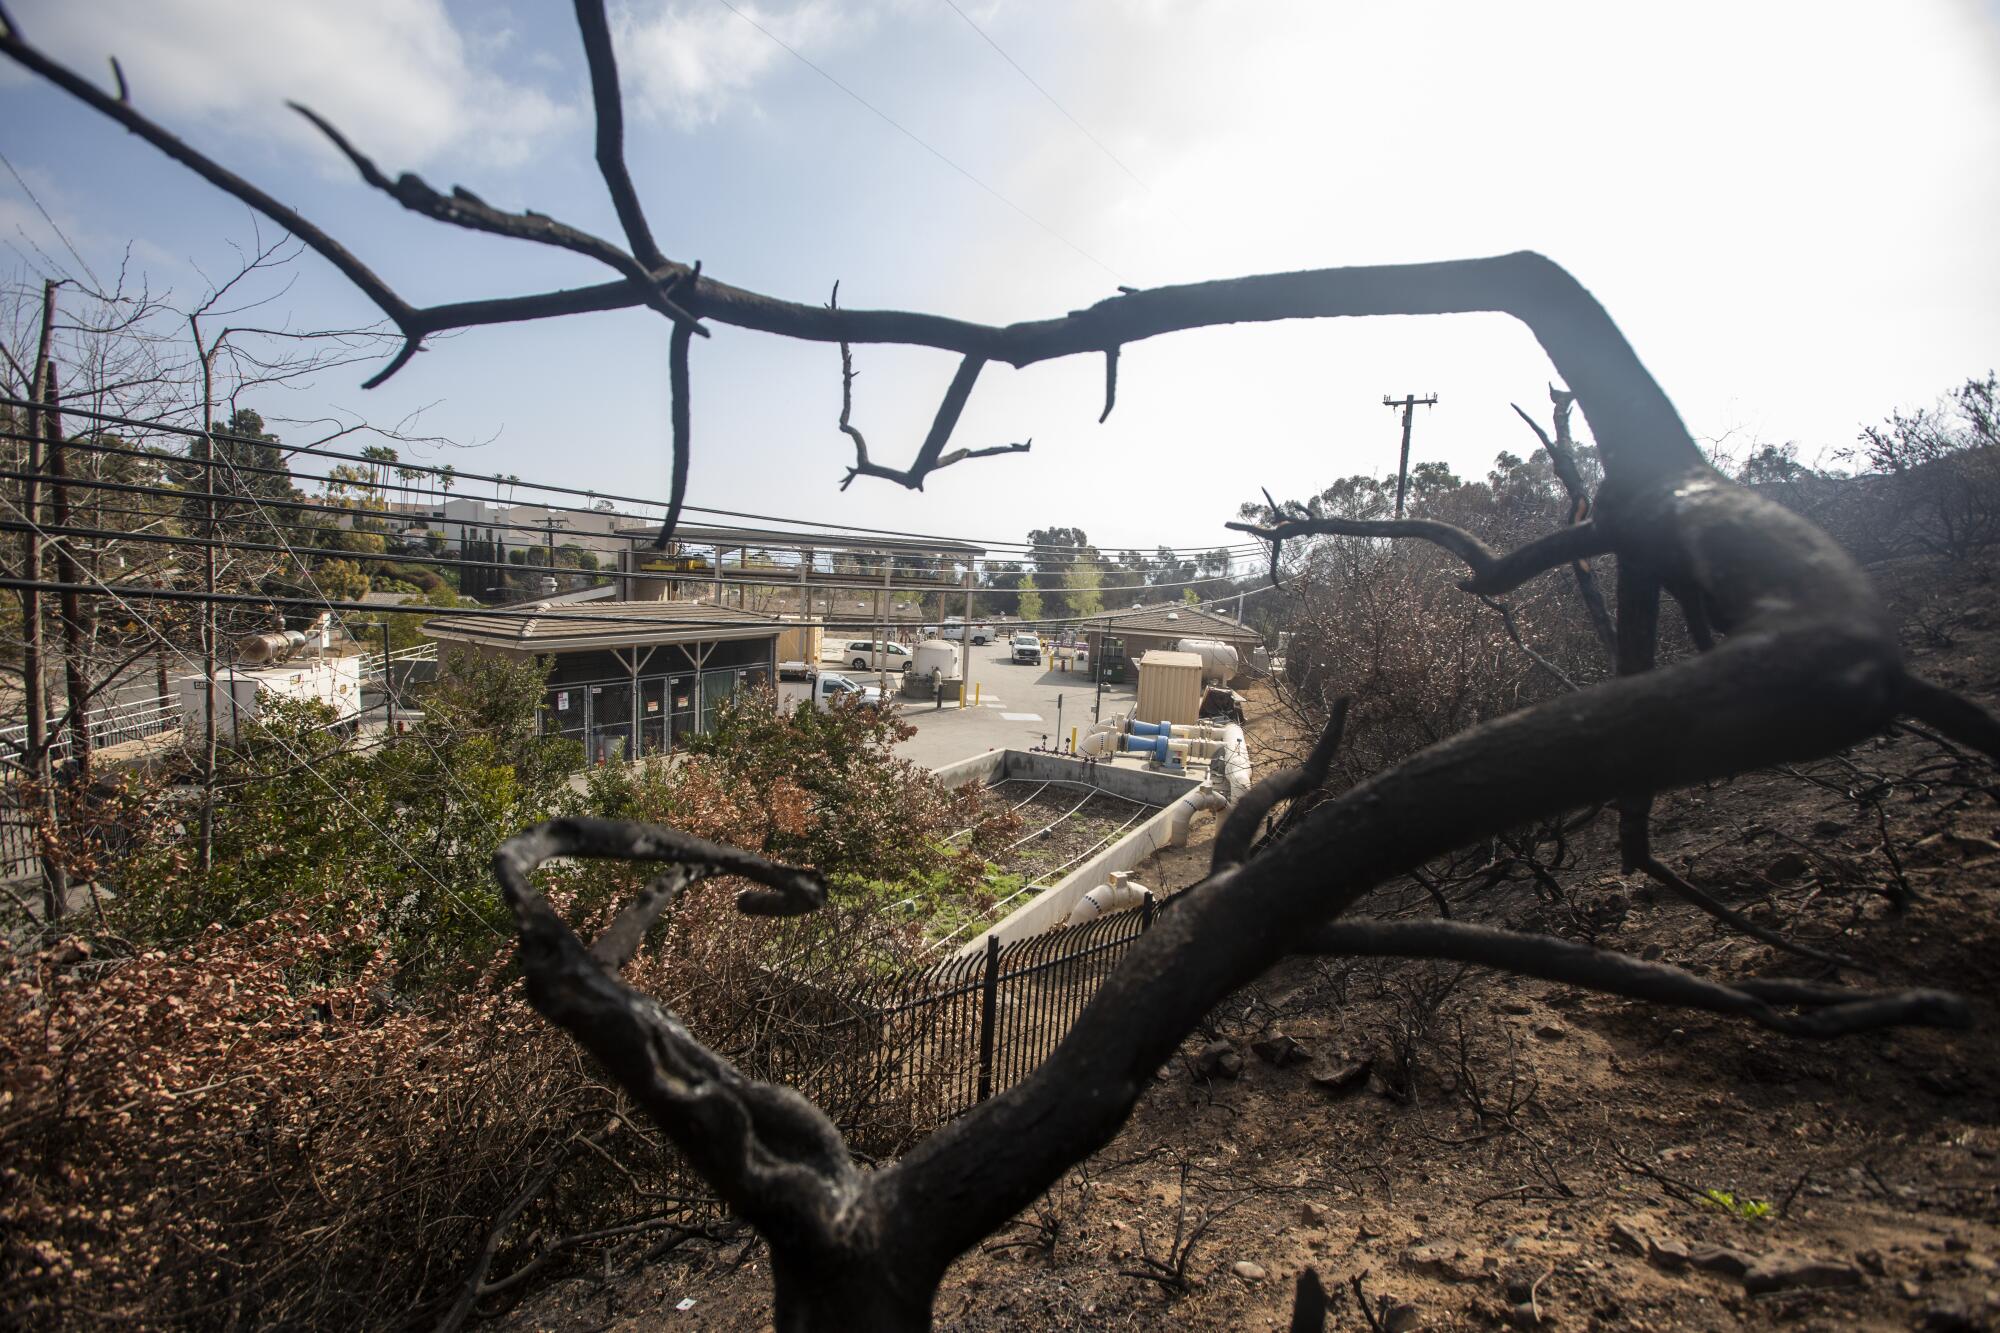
[613,522,986,561]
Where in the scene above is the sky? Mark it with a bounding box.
[1,0,1996,561]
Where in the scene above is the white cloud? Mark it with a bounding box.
[13,0,575,170]
[612,0,860,129]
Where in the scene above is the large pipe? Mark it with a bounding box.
[1126,718,1233,741]
[1217,722,1251,801]
[1167,786,1229,847]
[1066,871,1152,925]
[1116,733,1171,761]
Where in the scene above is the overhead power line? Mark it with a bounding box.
[938,0,1152,196]
[0,490,504,939]
[709,0,1124,283]
[0,397,1262,561]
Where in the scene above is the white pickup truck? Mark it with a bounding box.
[937,619,994,645]
[777,667,882,712]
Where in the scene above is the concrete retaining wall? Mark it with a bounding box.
[938,751,1204,957]
[934,748,1201,807]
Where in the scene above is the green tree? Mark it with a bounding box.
[358,444,398,503]
[168,408,306,549]
[118,654,580,977]
[312,557,370,602]
[1063,563,1102,617]
[1016,573,1043,621]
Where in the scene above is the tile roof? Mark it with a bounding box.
[1085,601,1262,645]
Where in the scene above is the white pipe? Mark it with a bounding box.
[1166,786,1228,847]
[1218,723,1252,801]
[1066,871,1152,925]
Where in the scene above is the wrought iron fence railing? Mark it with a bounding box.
[0,694,184,771]
[649,893,1166,1204]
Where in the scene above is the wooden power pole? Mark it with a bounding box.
[1383,392,1438,518]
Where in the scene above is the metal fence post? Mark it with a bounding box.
[975,933,1000,1102]
[1141,891,1155,931]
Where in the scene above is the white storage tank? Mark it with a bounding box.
[912,638,961,679]
[1174,638,1241,684]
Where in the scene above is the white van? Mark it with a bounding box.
[845,640,914,671]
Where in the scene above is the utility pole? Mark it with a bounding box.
[539,513,568,591]
[1093,615,1108,723]
[380,621,395,742]
[1383,392,1439,518]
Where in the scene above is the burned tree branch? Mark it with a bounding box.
[1899,673,2000,766]
[1212,698,1350,872]
[571,0,667,272]
[1289,919,1964,1039]
[653,319,694,549]
[1477,594,1581,692]
[5,8,1710,498]
[0,16,422,381]
[286,103,703,334]
[1227,512,1610,596]
[489,821,882,1301]
[1512,387,1617,656]
[834,347,1029,492]
[1618,798,1859,969]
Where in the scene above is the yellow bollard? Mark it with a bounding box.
[958,681,966,710]
[1070,725,1077,754]
[975,682,982,706]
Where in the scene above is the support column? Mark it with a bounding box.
[962,565,975,708]
[879,558,892,694]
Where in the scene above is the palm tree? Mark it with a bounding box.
[359,444,398,504]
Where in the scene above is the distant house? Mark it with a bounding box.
[1077,602,1262,678]
[421,600,779,765]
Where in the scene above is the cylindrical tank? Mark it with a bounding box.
[912,638,960,678]
[1175,638,1241,683]
[235,629,307,666]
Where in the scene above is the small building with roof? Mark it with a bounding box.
[1077,602,1263,682]
[421,599,779,765]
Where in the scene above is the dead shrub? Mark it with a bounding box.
[2,869,981,1326]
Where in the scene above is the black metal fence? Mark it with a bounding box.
[687,894,1162,1166]
[0,793,39,886]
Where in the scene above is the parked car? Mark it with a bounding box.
[1011,632,1042,664]
[846,639,913,671]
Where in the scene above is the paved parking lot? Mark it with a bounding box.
[884,644,1136,770]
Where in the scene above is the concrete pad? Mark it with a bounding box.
[893,643,1137,770]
